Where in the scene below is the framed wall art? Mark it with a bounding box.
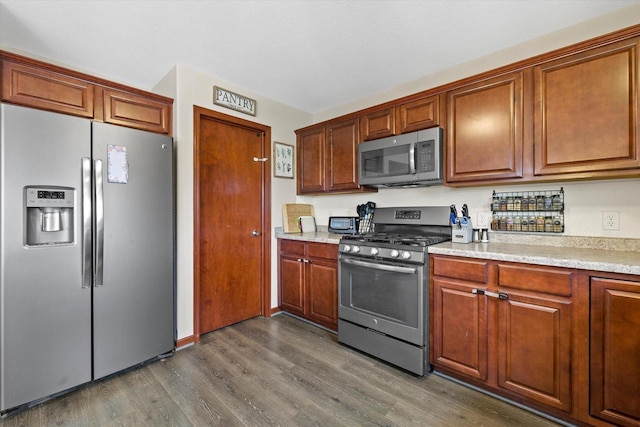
[274,141,294,178]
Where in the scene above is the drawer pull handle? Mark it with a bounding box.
[472,289,509,300]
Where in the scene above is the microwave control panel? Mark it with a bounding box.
[417,140,435,172]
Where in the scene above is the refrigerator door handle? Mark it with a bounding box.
[81,157,92,289]
[94,159,104,287]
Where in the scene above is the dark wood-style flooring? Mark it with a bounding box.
[1,314,561,426]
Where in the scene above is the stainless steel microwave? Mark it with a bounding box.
[358,127,443,187]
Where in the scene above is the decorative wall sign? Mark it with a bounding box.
[274,142,294,179]
[213,86,256,116]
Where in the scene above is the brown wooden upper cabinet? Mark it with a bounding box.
[297,25,640,188]
[446,71,525,184]
[1,58,96,119]
[360,95,441,141]
[296,118,376,195]
[360,107,395,141]
[1,51,173,135]
[297,125,326,194]
[533,37,640,177]
[396,95,440,134]
[326,118,360,192]
[100,88,172,135]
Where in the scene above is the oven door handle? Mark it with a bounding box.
[341,258,417,274]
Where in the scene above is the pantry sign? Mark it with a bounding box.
[213,86,256,116]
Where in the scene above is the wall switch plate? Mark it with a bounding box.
[602,211,620,230]
[477,211,492,229]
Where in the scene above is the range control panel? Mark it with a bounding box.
[394,209,422,220]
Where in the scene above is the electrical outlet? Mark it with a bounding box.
[602,211,620,230]
[477,211,492,229]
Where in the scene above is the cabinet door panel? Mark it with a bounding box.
[590,277,640,427]
[297,127,325,194]
[397,95,439,133]
[432,278,489,381]
[498,295,572,412]
[1,59,94,118]
[447,72,524,183]
[534,38,640,175]
[306,258,338,330]
[279,255,305,316]
[361,107,395,140]
[326,119,359,191]
[102,89,171,134]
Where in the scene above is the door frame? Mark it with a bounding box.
[193,105,271,341]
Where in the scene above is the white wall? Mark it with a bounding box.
[300,178,640,239]
[153,65,311,341]
[153,6,640,342]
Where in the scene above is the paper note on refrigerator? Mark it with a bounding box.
[107,145,128,184]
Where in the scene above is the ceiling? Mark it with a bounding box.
[0,0,638,114]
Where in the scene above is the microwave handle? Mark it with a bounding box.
[409,142,416,174]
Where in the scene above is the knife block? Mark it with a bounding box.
[451,218,473,243]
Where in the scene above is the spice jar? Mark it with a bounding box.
[492,197,500,211]
[553,214,563,233]
[536,215,545,232]
[506,196,514,211]
[506,216,514,231]
[544,216,553,232]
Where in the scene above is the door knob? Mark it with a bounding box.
[251,230,260,237]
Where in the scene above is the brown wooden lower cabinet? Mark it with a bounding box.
[431,254,640,426]
[278,239,338,331]
[590,277,640,427]
[432,266,490,382]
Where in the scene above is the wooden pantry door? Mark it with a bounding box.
[194,106,271,337]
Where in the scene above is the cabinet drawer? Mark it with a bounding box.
[306,242,338,260]
[280,239,305,255]
[433,257,489,283]
[498,264,573,296]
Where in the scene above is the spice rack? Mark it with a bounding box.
[491,188,564,233]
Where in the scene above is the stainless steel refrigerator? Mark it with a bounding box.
[0,103,175,413]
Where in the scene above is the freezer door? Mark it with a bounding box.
[0,104,92,411]
[92,122,174,379]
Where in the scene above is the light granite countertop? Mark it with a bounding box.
[428,241,640,276]
[276,226,640,276]
[275,227,343,244]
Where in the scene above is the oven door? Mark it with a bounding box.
[338,255,426,345]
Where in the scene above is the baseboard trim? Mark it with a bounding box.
[175,335,197,350]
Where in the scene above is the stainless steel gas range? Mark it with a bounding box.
[338,206,452,376]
